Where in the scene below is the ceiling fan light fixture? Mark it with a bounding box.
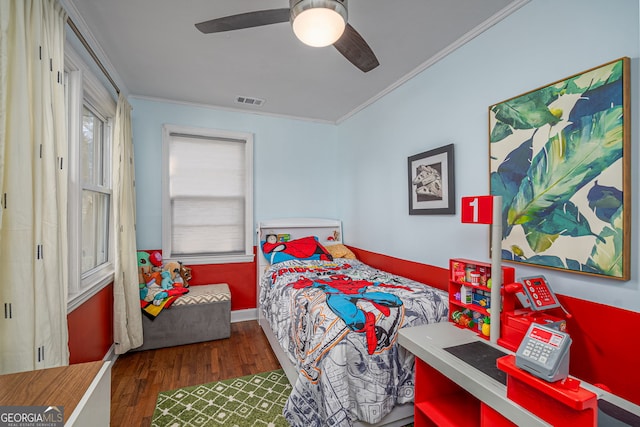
[290,0,347,47]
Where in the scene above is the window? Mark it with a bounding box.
[65,46,116,311]
[162,125,254,264]
[81,105,110,272]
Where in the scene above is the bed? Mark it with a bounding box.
[256,218,449,427]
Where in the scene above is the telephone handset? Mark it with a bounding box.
[504,275,572,317]
[499,275,571,352]
[518,275,560,311]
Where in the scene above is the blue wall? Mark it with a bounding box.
[132,0,639,311]
[131,99,340,250]
[339,0,639,311]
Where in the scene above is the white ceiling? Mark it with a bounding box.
[64,0,527,123]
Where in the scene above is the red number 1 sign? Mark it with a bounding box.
[461,196,494,224]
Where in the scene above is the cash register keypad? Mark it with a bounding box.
[521,339,552,363]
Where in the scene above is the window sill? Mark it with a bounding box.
[165,254,255,265]
[68,264,115,313]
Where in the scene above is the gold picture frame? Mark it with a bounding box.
[489,57,630,280]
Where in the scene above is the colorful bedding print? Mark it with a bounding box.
[259,258,449,426]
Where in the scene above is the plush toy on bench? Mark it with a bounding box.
[138,254,189,308]
[134,251,230,352]
[171,262,192,288]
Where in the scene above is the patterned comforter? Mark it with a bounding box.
[259,258,449,426]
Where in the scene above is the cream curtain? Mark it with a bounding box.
[0,0,69,373]
[112,94,143,354]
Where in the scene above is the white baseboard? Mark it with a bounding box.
[231,308,257,323]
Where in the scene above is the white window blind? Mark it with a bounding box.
[162,126,254,263]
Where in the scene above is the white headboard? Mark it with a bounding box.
[255,217,343,305]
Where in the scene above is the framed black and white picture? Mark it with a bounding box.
[408,144,455,215]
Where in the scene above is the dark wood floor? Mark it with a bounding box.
[110,320,281,426]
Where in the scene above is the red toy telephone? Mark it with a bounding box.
[510,276,561,310]
[499,275,571,352]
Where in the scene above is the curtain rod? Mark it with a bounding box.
[66,17,120,95]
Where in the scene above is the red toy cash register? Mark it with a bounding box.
[498,275,571,352]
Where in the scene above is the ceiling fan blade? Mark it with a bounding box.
[195,9,290,34]
[333,24,379,73]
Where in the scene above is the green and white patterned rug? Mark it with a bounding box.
[152,369,292,426]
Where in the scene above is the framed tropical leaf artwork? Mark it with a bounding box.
[489,57,630,280]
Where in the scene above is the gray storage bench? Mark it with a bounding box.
[135,283,231,351]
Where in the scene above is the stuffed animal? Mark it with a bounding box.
[163,261,181,281]
[160,270,174,290]
[149,250,163,270]
[143,271,162,287]
[178,262,192,288]
[137,251,152,285]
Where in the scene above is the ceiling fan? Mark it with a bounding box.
[195,0,379,73]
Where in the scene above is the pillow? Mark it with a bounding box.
[326,243,357,259]
[262,235,333,264]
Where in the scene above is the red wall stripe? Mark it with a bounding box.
[556,294,638,404]
[349,246,449,291]
[349,246,639,405]
[67,246,639,406]
[188,254,257,311]
[67,284,113,364]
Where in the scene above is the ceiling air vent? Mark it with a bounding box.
[235,96,265,107]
